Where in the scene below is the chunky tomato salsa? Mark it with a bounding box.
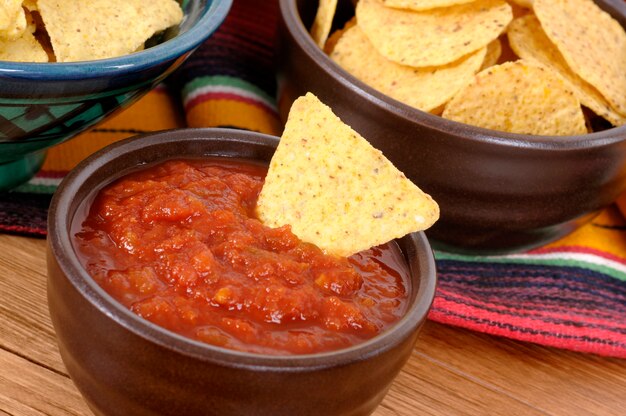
[73,159,410,355]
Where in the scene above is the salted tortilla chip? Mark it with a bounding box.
[481,38,502,70]
[443,60,587,136]
[324,17,355,54]
[356,0,512,67]
[257,93,439,257]
[37,0,183,62]
[0,0,27,40]
[0,29,47,62]
[331,25,485,112]
[380,0,476,11]
[534,0,626,117]
[506,0,532,8]
[310,0,338,48]
[508,15,625,126]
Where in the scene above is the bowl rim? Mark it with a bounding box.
[48,127,438,370]
[0,0,233,79]
[279,0,626,149]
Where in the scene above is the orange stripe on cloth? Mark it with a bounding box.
[186,98,281,136]
[42,88,185,172]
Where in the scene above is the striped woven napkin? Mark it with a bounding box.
[1,0,624,358]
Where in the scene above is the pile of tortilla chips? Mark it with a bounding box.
[0,0,182,63]
[257,93,439,257]
[315,0,626,135]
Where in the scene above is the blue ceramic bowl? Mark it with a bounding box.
[0,0,232,190]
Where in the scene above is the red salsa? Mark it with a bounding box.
[73,159,410,355]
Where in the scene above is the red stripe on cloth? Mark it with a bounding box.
[429,293,626,358]
[437,291,626,331]
[0,224,47,237]
[186,92,277,115]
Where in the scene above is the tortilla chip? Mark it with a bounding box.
[257,93,439,257]
[356,0,512,67]
[506,0,532,9]
[37,0,183,62]
[508,15,625,126]
[331,25,486,112]
[310,0,338,48]
[0,29,47,62]
[481,38,502,70]
[0,0,27,40]
[380,0,477,11]
[324,17,356,54]
[442,60,587,136]
[534,0,626,117]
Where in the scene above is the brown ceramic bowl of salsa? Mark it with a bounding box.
[278,0,626,253]
[47,128,437,416]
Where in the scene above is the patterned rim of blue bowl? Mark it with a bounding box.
[0,0,233,80]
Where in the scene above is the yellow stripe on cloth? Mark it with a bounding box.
[545,205,626,258]
[42,88,185,172]
[186,98,281,136]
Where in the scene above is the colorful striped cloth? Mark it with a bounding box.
[433,206,626,357]
[168,0,282,135]
[1,0,625,358]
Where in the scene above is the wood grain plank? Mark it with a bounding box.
[0,349,91,416]
[2,233,626,416]
[414,322,626,416]
[0,236,65,374]
[375,350,546,416]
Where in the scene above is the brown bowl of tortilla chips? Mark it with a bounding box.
[278,0,626,253]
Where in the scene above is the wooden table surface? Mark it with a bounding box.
[1,233,625,416]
